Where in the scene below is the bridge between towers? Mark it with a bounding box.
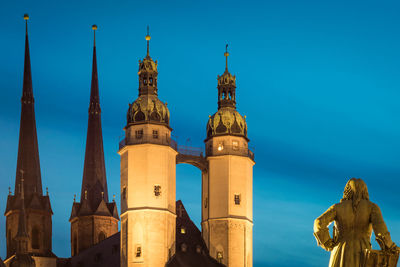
[176,145,208,173]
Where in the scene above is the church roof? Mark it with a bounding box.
[60,232,120,267]
[166,200,226,267]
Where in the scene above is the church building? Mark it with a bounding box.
[2,15,255,267]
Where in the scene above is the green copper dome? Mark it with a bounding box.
[127,94,170,127]
[206,107,247,140]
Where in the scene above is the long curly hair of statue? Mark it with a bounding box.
[341,178,369,211]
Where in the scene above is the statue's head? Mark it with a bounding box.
[341,178,369,210]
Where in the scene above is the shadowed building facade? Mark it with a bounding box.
[69,25,119,257]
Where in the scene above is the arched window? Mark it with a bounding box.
[98,232,106,243]
[32,227,40,249]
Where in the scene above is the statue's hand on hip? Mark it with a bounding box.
[322,239,336,252]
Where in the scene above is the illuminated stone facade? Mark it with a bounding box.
[203,46,254,266]
[3,19,254,267]
[119,31,177,267]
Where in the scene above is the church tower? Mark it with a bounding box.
[118,28,177,267]
[203,45,255,267]
[69,25,119,256]
[4,14,53,259]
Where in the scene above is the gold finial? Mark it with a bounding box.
[84,190,88,200]
[92,24,97,46]
[146,25,151,57]
[46,187,49,196]
[9,187,12,196]
[224,44,229,71]
[24,14,29,35]
[73,194,76,203]
[113,194,116,202]
[101,191,104,199]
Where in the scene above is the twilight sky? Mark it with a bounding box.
[1,0,400,266]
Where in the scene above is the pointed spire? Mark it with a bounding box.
[15,170,29,253]
[80,25,108,209]
[22,14,33,102]
[15,13,43,197]
[224,44,229,72]
[145,25,151,58]
[89,25,100,114]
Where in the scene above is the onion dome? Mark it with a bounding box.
[206,108,247,139]
[127,94,170,126]
[126,26,170,128]
[206,44,247,140]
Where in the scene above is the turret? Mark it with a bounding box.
[119,27,177,267]
[203,45,254,267]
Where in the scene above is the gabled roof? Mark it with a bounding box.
[68,232,120,267]
[166,200,226,267]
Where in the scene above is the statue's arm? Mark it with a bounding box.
[314,204,336,251]
[371,203,395,250]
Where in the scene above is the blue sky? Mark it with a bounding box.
[1,0,400,266]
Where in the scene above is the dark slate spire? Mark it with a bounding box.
[80,24,109,209]
[15,14,43,197]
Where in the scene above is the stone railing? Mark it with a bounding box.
[177,145,204,157]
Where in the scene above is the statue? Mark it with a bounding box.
[314,178,399,267]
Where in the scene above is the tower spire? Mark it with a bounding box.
[5,15,54,259]
[69,26,119,256]
[146,25,151,58]
[80,24,108,206]
[15,13,43,197]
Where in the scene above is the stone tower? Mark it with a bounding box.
[4,14,53,259]
[203,45,255,267]
[118,28,177,267]
[69,25,119,256]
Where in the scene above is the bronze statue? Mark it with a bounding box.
[314,178,398,267]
